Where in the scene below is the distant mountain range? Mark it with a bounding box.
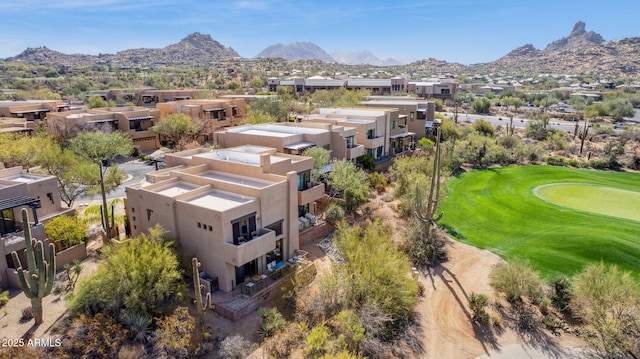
[4,22,640,78]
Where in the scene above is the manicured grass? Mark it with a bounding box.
[536,184,640,222]
[439,165,640,279]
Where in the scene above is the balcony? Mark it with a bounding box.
[224,228,276,265]
[298,181,325,206]
[347,144,365,160]
[361,136,385,149]
[2,224,45,253]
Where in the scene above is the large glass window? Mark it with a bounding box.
[297,170,311,191]
[346,136,355,149]
[366,129,375,139]
[232,213,257,244]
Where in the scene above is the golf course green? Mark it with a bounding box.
[439,166,640,278]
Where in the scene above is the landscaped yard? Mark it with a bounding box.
[439,165,640,279]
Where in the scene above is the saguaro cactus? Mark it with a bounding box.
[192,257,211,332]
[416,123,444,228]
[11,208,56,325]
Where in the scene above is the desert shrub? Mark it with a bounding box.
[219,334,251,359]
[152,306,198,358]
[53,313,128,358]
[401,218,447,269]
[489,260,543,303]
[121,311,152,343]
[490,313,503,328]
[21,306,34,321]
[44,214,88,250]
[517,143,544,162]
[545,155,566,166]
[539,297,552,316]
[367,172,387,193]
[258,307,287,341]
[629,151,640,170]
[117,344,147,359]
[550,275,572,312]
[469,292,490,324]
[497,134,520,149]
[324,203,345,224]
[69,225,184,319]
[330,310,365,354]
[544,130,568,151]
[472,119,495,137]
[356,154,375,171]
[263,322,305,358]
[334,220,419,339]
[417,137,434,152]
[589,159,607,169]
[305,323,331,357]
[0,290,8,308]
[571,262,640,359]
[345,188,368,212]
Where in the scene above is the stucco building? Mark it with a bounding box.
[125,145,324,293]
[214,122,364,161]
[46,106,161,151]
[0,166,74,289]
[0,100,67,123]
[362,96,436,140]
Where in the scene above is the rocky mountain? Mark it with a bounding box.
[330,50,402,66]
[470,21,640,78]
[255,42,335,62]
[6,32,239,66]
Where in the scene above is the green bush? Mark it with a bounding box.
[258,307,287,341]
[367,172,387,193]
[469,292,490,324]
[305,323,331,357]
[0,290,8,308]
[325,203,345,225]
[69,225,184,319]
[590,159,608,169]
[44,214,88,250]
[489,260,543,303]
[545,156,566,166]
[550,275,572,312]
[472,119,495,137]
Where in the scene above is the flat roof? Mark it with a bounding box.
[5,174,42,183]
[199,170,273,189]
[341,118,375,124]
[154,181,198,197]
[184,189,254,212]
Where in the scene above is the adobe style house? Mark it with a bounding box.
[214,122,364,161]
[362,96,436,140]
[0,166,74,289]
[125,145,324,293]
[155,98,247,144]
[46,106,161,151]
[0,100,67,123]
[135,89,214,108]
[345,78,410,96]
[303,107,410,161]
[0,118,35,136]
[407,80,458,99]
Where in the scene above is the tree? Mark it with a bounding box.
[69,131,133,243]
[248,98,289,121]
[472,98,491,114]
[69,225,184,319]
[606,98,634,121]
[571,262,640,358]
[302,147,331,180]
[152,113,201,150]
[240,109,277,125]
[33,141,122,207]
[326,159,369,211]
[489,260,543,303]
[86,95,115,109]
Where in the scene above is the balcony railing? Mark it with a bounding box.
[347,144,365,159]
[224,228,276,266]
[298,181,325,205]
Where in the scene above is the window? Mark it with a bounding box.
[377,146,383,158]
[390,121,396,130]
[366,129,375,139]
[197,222,201,228]
[367,148,374,157]
[346,136,355,149]
[297,170,311,191]
[208,225,212,231]
[146,209,153,221]
[232,213,257,245]
[131,207,135,213]
[46,192,54,204]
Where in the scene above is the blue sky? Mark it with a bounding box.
[0,0,638,65]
